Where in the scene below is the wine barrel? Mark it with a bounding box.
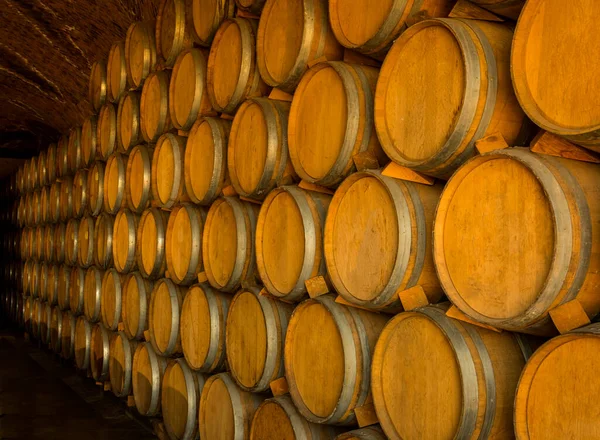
[140,70,171,143]
[136,208,168,279]
[17,197,26,228]
[202,197,259,292]
[23,296,32,332]
[109,331,139,397]
[199,372,265,440]
[180,283,230,372]
[40,186,50,224]
[227,288,294,392]
[125,21,157,88]
[435,149,600,334]
[324,170,443,310]
[285,294,389,424]
[39,263,49,301]
[61,311,76,359]
[113,209,139,273]
[89,60,107,112]
[329,0,455,58]
[117,91,143,153]
[25,193,33,226]
[471,0,524,19]
[132,342,168,416]
[183,117,231,205]
[57,264,70,310]
[38,150,48,187]
[46,143,57,184]
[88,161,105,216]
[81,116,98,168]
[156,0,192,67]
[68,126,82,174]
[236,0,265,14]
[289,61,386,187]
[161,358,206,440]
[98,102,118,160]
[69,266,85,316]
[74,316,92,369]
[126,144,153,213]
[165,203,207,285]
[257,0,343,92]
[64,218,80,266]
[101,268,125,331]
[169,48,213,130]
[512,0,600,150]
[107,41,127,103]
[46,264,59,305]
[53,222,66,263]
[122,272,153,340]
[30,298,42,339]
[228,98,295,200]
[372,305,530,440]
[104,153,128,214]
[50,305,63,353]
[148,278,184,356]
[151,134,188,208]
[94,213,114,268]
[32,191,42,226]
[43,224,55,262]
[78,215,95,268]
[515,323,600,440]
[375,19,527,178]
[336,427,387,440]
[29,261,40,298]
[34,225,44,260]
[59,175,74,221]
[57,135,69,178]
[91,323,111,381]
[191,0,235,47]
[39,302,52,345]
[250,395,340,440]
[84,266,103,323]
[207,18,269,114]
[72,169,88,218]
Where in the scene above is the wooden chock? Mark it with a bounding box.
[298,180,335,195]
[269,377,290,396]
[343,49,381,68]
[240,196,263,205]
[197,272,208,284]
[354,402,379,428]
[235,8,261,19]
[353,151,380,172]
[95,381,103,387]
[117,322,125,332]
[177,129,189,137]
[153,420,169,440]
[305,275,330,298]
[530,131,600,163]
[446,305,502,333]
[277,174,296,187]
[220,113,234,121]
[103,382,112,392]
[335,295,379,313]
[143,330,151,341]
[164,270,171,279]
[269,88,294,102]
[221,185,238,197]
[475,132,510,155]
[307,55,328,68]
[449,0,504,21]
[127,395,136,407]
[381,162,436,185]
[398,285,430,311]
[549,299,591,334]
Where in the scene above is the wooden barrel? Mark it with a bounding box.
[471,0,524,19]
[40,186,50,224]
[207,18,269,114]
[199,372,265,440]
[329,0,455,59]
[289,61,385,187]
[88,161,105,216]
[57,264,70,310]
[46,264,59,306]
[39,263,49,301]
[169,48,213,130]
[125,21,157,88]
[257,0,343,92]
[54,222,66,263]
[30,298,42,338]
[285,294,389,424]
[61,311,76,359]
[38,150,48,187]
[375,19,527,178]
[64,218,80,266]
[122,272,153,340]
[84,266,104,322]
[117,91,143,153]
[113,209,139,273]
[180,284,230,372]
[94,213,114,268]
[156,0,192,67]
[34,225,44,260]
[91,323,111,381]
[39,302,52,345]
[184,117,231,205]
[136,208,168,279]
[126,144,153,213]
[78,215,95,268]
[236,0,266,14]
[57,135,69,178]
[227,288,294,392]
[24,296,32,332]
[104,153,128,214]
[72,169,88,218]
[514,323,600,440]
[228,98,295,200]
[50,305,63,353]
[141,70,171,143]
[372,305,530,440]
[46,143,57,183]
[68,126,82,174]
[434,148,600,335]
[81,116,98,168]
[161,358,206,440]
[59,175,74,221]
[202,197,259,292]
[107,41,127,103]
[89,60,107,112]
[101,268,126,331]
[132,342,168,416]
[69,266,85,316]
[43,225,54,262]
[191,0,235,47]
[336,427,387,440]
[165,203,207,285]
[324,170,443,310]
[512,0,600,150]
[74,316,92,369]
[109,331,139,397]
[250,395,340,440]
[98,102,118,160]
[151,134,188,208]
[148,278,185,356]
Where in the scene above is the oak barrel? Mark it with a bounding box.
[44,224,55,262]
[23,296,32,332]
[88,161,105,216]
[156,0,192,67]
[141,70,171,143]
[126,143,153,213]
[59,175,74,221]
[46,143,57,183]
[336,427,387,440]
[125,21,157,88]
[78,215,95,268]
[107,41,127,103]
[74,316,92,370]
[191,0,235,47]
[471,0,524,19]
[69,266,85,316]
[98,102,118,160]
[113,209,139,273]
[236,0,266,14]
[64,218,80,266]
[68,126,82,174]
[91,323,111,381]
[148,278,185,356]
[109,331,138,397]
[84,266,104,323]
[151,133,188,208]
[72,169,89,218]
[89,60,107,112]
[117,91,143,153]
[122,272,153,340]
[101,268,126,331]
[61,311,76,359]
[53,222,66,263]
[94,213,114,268]
[31,298,42,339]
[56,264,70,310]
[57,135,69,178]
[132,342,168,416]
[104,153,128,214]
[136,208,168,279]
[39,302,52,345]
[49,305,63,353]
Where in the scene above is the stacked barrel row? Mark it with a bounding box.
[3,0,600,439]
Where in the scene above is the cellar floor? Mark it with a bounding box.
[0,327,156,439]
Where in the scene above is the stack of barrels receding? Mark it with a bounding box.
[2,0,600,439]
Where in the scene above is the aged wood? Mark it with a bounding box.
[109,331,139,397]
[101,269,126,330]
[104,153,129,214]
[191,0,236,47]
[64,218,80,266]
[148,278,185,356]
[113,209,140,273]
[68,266,85,316]
[49,306,63,353]
[126,144,153,213]
[56,264,71,310]
[88,161,106,217]
[72,169,89,218]
[107,41,128,103]
[68,126,82,174]
[125,21,158,89]
[74,316,92,370]
[98,102,118,160]
[94,213,115,268]
[137,208,169,279]
[141,70,172,143]
[132,342,168,416]
[336,426,387,440]
[77,215,95,268]
[122,272,154,340]
[156,0,192,67]
[91,323,111,381]
[117,91,143,153]
[151,133,188,208]
[90,60,108,112]
[59,175,74,221]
